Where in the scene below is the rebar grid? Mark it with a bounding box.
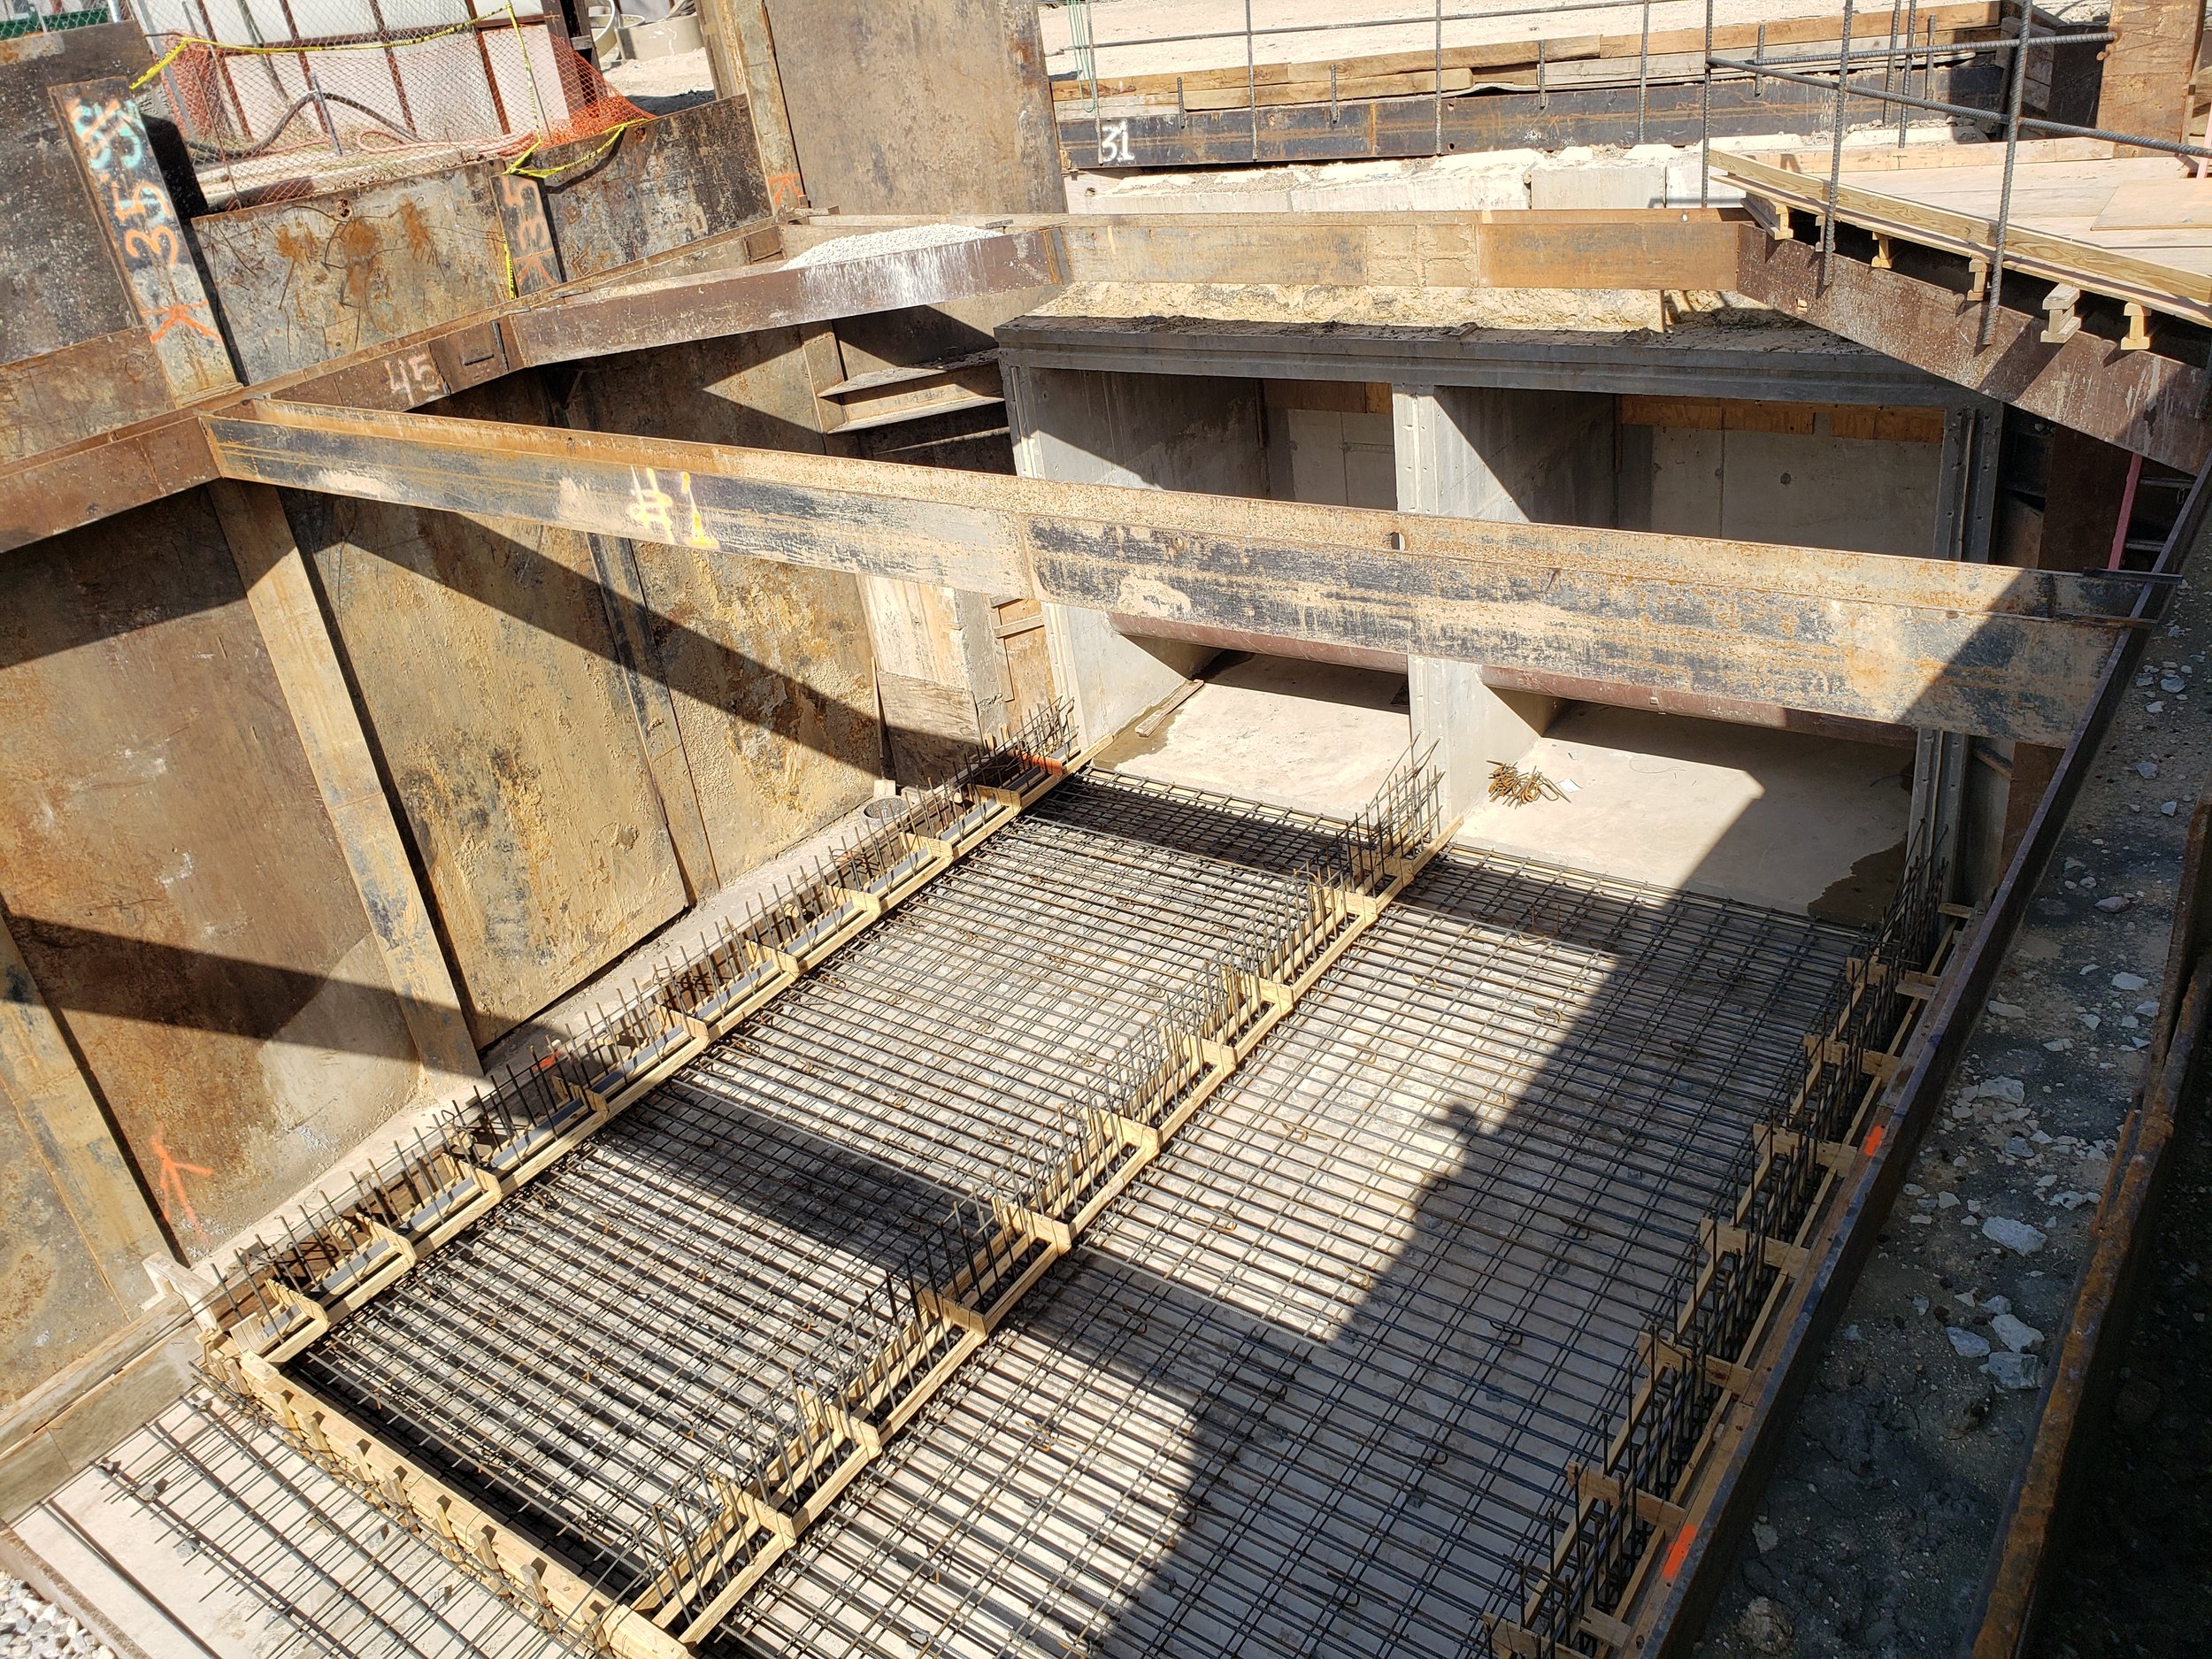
[216,710,1079,1358]
[721,848,1861,1659]
[282,766,1365,1611]
[98,1392,581,1659]
[691,773,1343,1200]
[1517,850,1947,1654]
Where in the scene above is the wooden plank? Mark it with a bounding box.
[1050,0,2004,102]
[208,479,481,1081]
[50,79,235,401]
[2100,0,2203,148]
[204,399,2148,745]
[1620,395,1947,442]
[2091,176,2212,229]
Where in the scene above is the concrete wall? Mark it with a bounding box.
[1394,386,1614,816]
[1630,422,1943,556]
[1008,365,1271,741]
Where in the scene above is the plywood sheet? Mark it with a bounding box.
[0,488,421,1260]
[287,377,684,1046]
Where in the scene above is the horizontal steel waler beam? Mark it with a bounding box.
[201,397,2155,745]
[0,208,1739,554]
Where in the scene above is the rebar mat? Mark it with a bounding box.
[719,847,1861,1659]
[291,772,1352,1589]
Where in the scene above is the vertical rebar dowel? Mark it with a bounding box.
[1980,0,2032,347]
[1246,0,1258,162]
[1433,0,1444,154]
[1698,0,1715,204]
[1899,0,1917,144]
[1536,35,1546,111]
[1821,0,1856,283]
[1636,0,1651,141]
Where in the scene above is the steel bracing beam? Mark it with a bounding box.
[201,397,2149,745]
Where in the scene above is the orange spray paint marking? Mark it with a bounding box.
[1862,1122,1886,1158]
[1660,1522,1697,1582]
[150,1126,216,1248]
[148,302,220,342]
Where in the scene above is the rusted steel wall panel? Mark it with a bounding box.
[0,332,172,466]
[193,168,511,385]
[764,0,1063,216]
[0,488,424,1263]
[281,376,686,1048]
[540,97,773,280]
[0,26,149,365]
[577,332,883,880]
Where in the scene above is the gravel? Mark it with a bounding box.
[0,1579,113,1659]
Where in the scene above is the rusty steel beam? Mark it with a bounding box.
[199,398,2150,744]
[0,231,1060,551]
[780,207,1747,294]
[1733,225,2212,473]
[1109,616,1917,746]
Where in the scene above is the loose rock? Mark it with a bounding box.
[1739,1595,1795,1655]
[1947,1326,1993,1359]
[1984,1351,2043,1390]
[1983,1216,2049,1255]
[1990,1312,2044,1353]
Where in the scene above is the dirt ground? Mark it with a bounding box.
[1693,584,2212,1658]
[2030,1079,2212,1659]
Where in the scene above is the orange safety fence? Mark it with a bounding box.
[134,12,652,209]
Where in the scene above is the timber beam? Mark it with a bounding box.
[202,399,2151,745]
[1732,225,2212,473]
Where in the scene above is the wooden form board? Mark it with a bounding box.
[1047,0,2008,102]
[201,398,2152,746]
[1717,146,2212,322]
[1619,395,1948,442]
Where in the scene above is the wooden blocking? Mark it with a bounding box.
[1705,1217,1812,1280]
[2041,283,2085,344]
[2124,299,2154,350]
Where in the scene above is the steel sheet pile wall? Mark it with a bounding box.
[719,850,1863,1659]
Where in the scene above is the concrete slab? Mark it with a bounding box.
[1456,703,1910,918]
[1096,656,1413,819]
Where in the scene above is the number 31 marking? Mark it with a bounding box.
[1098,120,1133,165]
